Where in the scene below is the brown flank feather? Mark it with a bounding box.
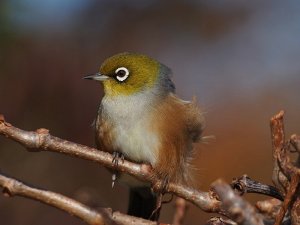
[152,93,204,185]
[95,113,115,154]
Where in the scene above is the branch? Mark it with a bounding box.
[291,195,300,224]
[256,198,282,220]
[231,175,283,200]
[0,115,222,214]
[3,112,299,225]
[211,179,264,225]
[270,110,289,194]
[270,111,300,225]
[205,217,236,225]
[0,172,159,225]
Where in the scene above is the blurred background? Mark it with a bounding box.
[0,0,300,224]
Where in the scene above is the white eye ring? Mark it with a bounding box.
[115,67,129,82]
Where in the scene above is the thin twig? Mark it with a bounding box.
[231,175,283,200]
[205,217,237,225]
[291,195,300,224]
[274,174,299,225]
[172,197,188,225]
[290,134,300,153]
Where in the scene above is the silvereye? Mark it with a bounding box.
[84,52,204,220]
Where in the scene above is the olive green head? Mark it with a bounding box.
[84,53,174,97]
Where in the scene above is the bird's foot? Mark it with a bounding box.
[149,194,173,220]
[160,176,170,194]
[149,176,171,220]
[149,193,163,221]
[112,151,124,166]
[111,151,124,188]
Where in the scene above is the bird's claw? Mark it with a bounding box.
[111,151,124,188]
[112,173,117,188]
[112,151,124,166]
[149,176,171,220]
[161,176,170,194]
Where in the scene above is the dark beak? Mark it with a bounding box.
[83,72,110,81]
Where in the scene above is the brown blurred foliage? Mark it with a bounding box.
[0,1,300,224]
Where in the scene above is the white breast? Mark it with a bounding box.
[100,91,160,165]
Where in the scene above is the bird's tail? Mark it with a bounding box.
[127,187,158,220]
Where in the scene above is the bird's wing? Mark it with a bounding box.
[185,98,205,142]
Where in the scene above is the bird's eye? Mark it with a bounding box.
[115,67,129,82]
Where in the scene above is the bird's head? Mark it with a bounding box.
[84,53,174,97]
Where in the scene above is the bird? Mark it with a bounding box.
[84,52,204,220]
